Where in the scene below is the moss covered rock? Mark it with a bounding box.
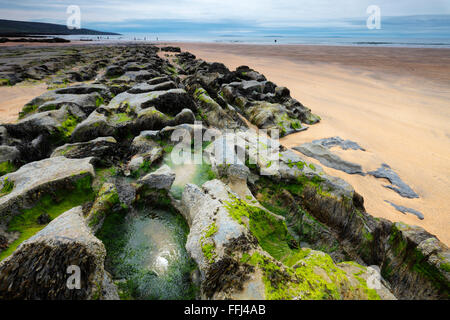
[0,206,118,300]
[181,179,393,300]
[0,156,95,225]
[86,183,120,233]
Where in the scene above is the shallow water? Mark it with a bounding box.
[99,207,196,300]
[164,151,216,199]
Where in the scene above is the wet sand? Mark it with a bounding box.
[166,42,450,245]
[0,83,48,123]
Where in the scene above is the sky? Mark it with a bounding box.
[0,0,449,35]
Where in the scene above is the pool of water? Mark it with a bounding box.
[164,152,216,199]
[97,206,197,300]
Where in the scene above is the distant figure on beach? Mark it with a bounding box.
[274,39,277,43]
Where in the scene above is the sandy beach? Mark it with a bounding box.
[0,83,47,123]
[165,42,450,245]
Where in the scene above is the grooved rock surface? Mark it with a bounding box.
[51,136,117,161]
[294,142,364,175]
[138,164,175,190]
[368,163,419,198]
[0,156,95,224]
[311,136,365,151]
[180,179,394,300]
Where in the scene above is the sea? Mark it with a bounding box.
[57,15,450,48]
[60,33,450,48]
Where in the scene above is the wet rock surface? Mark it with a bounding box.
[385,200,424,220]
[293,142,365,175]
[51,136,117,163]
[138,164,176,190]
[368,163,419,198]
[311,136,366,151]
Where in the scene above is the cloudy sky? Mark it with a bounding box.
[0,0,449,32]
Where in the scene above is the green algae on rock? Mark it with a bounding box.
[0,173,95,261]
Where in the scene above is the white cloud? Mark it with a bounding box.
[0,0,448,24]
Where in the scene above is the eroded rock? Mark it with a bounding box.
[368,163,419,198]
[0,156,95,224]
[138,164,175,190]
[180,180,393,300]
[294,142,364,175]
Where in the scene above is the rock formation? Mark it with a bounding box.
[0,44,447,300]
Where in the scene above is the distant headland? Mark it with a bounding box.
[0,19,120,37]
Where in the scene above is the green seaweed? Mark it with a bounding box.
[201,242,216,264]
[96,96,104,107]
[55,114,79,141]
[113,112,133,124]
[0,161,16,176]
[224,196,306,267]
[0,174,94,261]
[200,222,218,263]
[0,176,14,197]
[0,161,16,177]
[18,104,38,119]
[87,184,120,229]
[97,203,198,300]
[0,78,11,86]
[246,251,350,300]
[204,222,218,238]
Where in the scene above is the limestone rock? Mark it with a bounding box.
[180,180,393,300]
[128,81,177,94]
[294,142,364,175]
[245,101,306,137]
[368,163,419,198]
[105,65,124,78]
[0,145,20,164]
[193,87,246,130]
[71,111,115,142]
[51,136,117,162]
[108,88,195,116]
[0,156,95,224]
[138,165,175,190]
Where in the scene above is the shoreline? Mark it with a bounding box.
[165,42,450,87]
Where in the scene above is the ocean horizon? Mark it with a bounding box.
[57,33,450,48]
